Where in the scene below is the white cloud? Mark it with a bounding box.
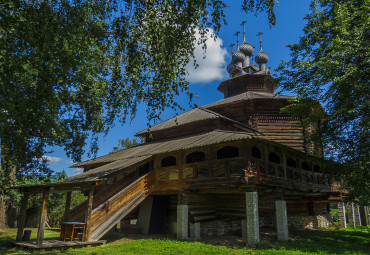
[72,168,83,175]
[186,28,228,84]
[41,156,62,164]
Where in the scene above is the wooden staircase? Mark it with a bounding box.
[68,170,155,241]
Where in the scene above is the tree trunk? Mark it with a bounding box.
[0,194,7,230]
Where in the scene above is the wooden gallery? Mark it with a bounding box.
[14,32,353,248]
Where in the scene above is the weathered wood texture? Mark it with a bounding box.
[16,193,29,241]
[177,188,329,223]
[36,191,49,246]
[63,191,72,222]
[69,171,138,222]
[89,170,155,240]
[83,186,94,242]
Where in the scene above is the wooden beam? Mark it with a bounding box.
[36,191,49,246]
[63,191,72,222]
[83,186,94,242]
[16,193,30,241]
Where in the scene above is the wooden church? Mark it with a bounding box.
[14,28,343,248]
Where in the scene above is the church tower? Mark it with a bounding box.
[205,24,321,154]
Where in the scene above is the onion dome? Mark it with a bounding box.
[239,41,254,57]
[255,50,269,65]
[227,62,235,74]
[232,48,245,63]
[251,55,259,69]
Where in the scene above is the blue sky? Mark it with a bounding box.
[46,0,311,176]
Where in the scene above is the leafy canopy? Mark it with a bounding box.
[112,137,144,153]
[0,0,278,184]
[276,0,370,204]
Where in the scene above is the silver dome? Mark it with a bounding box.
[232,48,245,63]
[239,41,254,57]
[227,62,235,74]
[255,50,269,64]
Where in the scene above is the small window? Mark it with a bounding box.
[251,146,261,159]
[287,158,297,168]
[161,156,176,167]
[314,165,321,173]
[268,152,280,164]
[301,162,310,171]
[217,146,239,159]
[186,151,205,163]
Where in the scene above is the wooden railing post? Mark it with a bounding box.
[282,152,287,179]
[63,191,72,222]
[208,146,213,178]
[83,186,94,242]
[16,193,29,241]
[264,146,269,175]
[36,190,49,246]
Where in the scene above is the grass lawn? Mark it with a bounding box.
[0,226,369,255]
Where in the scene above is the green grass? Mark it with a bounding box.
[0,226,369,255]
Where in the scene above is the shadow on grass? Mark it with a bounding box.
[256,227,370,254]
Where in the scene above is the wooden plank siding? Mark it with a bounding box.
[65,140,333,241]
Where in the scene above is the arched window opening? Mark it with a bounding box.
[161,156,176,167]
[186,151,205,163]
[314,165,321,173]
[268,152,280,164]
[251,146,261,159]
[301,162,310,171]
[217,146,239,159]
[287,158,297,168]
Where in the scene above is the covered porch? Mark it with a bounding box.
[13,179,104,250]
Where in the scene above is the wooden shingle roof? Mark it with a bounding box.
[73,130,257,168]
[135,105,249,136]
[60,155,153,184]
[204,92,294,108]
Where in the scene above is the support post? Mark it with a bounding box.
[275,200,289,241]
[83,186,94,241]
[36,190,49,246]
[16,193,29,241]
[354,204,361,227]
[63,191,72,222]
[177,205,188,240]
[245,192,259,246]
[346,202,356,228]
[189,222,200,239]
[337,202,347,228]
[282,152,287,179]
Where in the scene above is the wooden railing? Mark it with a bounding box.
[247,159,331,190]
[88,170,155,240]
[68,171,137,222]
[155,158,246,182]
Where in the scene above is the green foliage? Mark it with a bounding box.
[276,0,370,204]
[1,226,370,254]
[112,137,144,153]
[0,0,278,190]
[47,190,86,227]
[7,171,86,227]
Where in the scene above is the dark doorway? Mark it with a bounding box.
[148,196,169,234]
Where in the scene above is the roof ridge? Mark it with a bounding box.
[135,105,227,136]
[197,105,260,134]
